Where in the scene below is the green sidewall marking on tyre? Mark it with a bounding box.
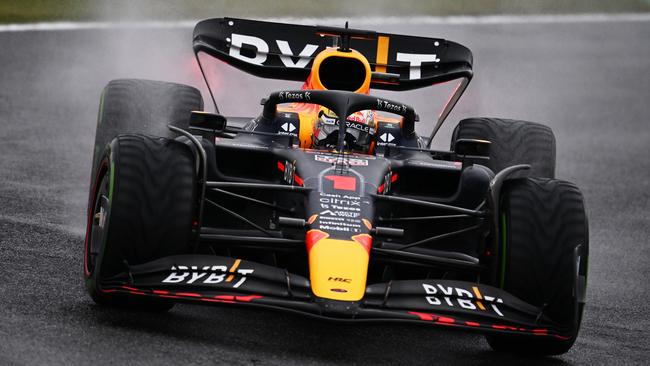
[499,212,507,288]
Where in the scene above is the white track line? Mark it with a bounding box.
[1,13,649,32]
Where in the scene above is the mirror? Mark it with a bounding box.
[454,138,491,158]
[189,111,227,132]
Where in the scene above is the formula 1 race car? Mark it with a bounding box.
[84,18,588,355]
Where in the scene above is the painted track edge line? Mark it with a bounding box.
[1,13,649,32]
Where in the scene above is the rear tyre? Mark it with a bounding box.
[84,135,196,310]
[91,79,203,182]
[451,118,556,178]
[486,178,589,355]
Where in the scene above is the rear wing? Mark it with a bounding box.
[193,17,473,145]
[192,17,473,91]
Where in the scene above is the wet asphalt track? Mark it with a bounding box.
[1,18,649,365]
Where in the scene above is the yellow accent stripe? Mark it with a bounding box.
[472,286,486,310]
[375,36,390,73]
[229,259,241,272]
[225,259,241,282]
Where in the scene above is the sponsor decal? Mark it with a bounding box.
[229,33,318,68]
[278,91,311,101]
[162,260,253,288]
[320,209,360,218]
[346,112,366,124]
[281,122,296,133]
[276,41,319,68]
[396,52,441,79]
[319,193,362,209]
[324,175,357,191]
[376,99,407,114]
[422,283,504,317]
[328,277,352,283]
[347,121,372,134]
[317,193,365,233]
[276,112,299,139]
[314,154,369,166]
[228,32,443,80]
[320,114,374,134]
[378,132,395,144]
[376,121,399,148]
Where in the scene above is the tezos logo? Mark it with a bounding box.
[376,99,407,113]
[278,91,310,101]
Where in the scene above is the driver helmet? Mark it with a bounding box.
[313,108,376,153]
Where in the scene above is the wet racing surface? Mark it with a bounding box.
[0,19,649,365]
